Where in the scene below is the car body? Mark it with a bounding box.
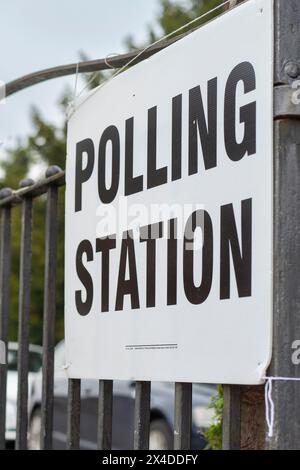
[5,342,43,446]
[30,341,217,450]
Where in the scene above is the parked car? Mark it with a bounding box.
[29,341,216,450]
[5,342,43,448]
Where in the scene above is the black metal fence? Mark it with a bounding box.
[0,168,64,450]
[0,167,195,450]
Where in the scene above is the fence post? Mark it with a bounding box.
[97,380,113,450]
[174,383,192,450]
[16,179,34,450]
[40,167,60,450]
[66,379,81,450]
[0,195,12,450]
[267,0,300,450]
[222,385,241,450]
[133,381,151,450]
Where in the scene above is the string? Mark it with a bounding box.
[77,0,232,99]
[265,378,274,438]
[104,53,119,69]
[68,0,235,118]
[263,376,300,438]
[73,62,79,101]
[67,63,80,117]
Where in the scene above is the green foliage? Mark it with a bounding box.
[78,51,111,91]
[204,385,223,450]
[125,0,225,50]
[0,97,68,344]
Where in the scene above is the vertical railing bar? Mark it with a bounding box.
[16,185,33,450]
[16,187,32,449]
[40,170,59,450]
[97,380,113,450]
[222,384,241,450]
[174,382,192,450]
[133,381,151,450]
[0,201,12,450]
[66,378,81,450]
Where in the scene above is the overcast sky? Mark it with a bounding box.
[0,0,167,160]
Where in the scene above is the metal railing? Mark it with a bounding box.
[0,167,64,450]
[0,166,194,450]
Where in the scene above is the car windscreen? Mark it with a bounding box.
[7,349,42,373]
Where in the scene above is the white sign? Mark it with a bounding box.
[65,0,273,385]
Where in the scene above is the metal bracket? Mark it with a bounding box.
[274,84,300,119]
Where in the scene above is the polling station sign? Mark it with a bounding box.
[65,0,273,385]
